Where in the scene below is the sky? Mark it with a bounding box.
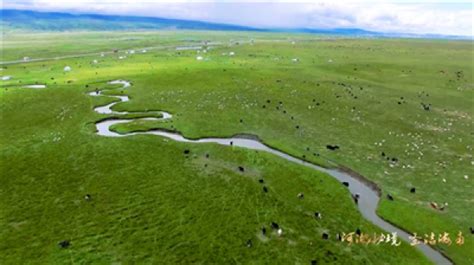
[2,0,473,36]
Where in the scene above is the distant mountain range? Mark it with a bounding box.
[0,9,260,31]
[0,9,470,40]
[288,28,470,39]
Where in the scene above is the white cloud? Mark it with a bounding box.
[2,0,473,36]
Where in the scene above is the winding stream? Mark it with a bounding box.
[90,80,451,265]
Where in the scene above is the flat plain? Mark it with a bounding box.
[1,31,472,264]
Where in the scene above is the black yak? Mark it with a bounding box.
[271,222,279,230]
[246,239,252,248]
[326,145,340,151]
[356,228,361,235]
[58,240,70,248]
[352,194,359,204]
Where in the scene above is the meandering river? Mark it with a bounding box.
[90,80,451,265]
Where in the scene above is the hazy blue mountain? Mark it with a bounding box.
[0,9,263,31]
[283,28,379,36]
[279,28,470,39]
[0,9,470,40]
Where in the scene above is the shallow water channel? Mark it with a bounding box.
[90,80,451,265]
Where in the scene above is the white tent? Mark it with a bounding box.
[64,66,71,72]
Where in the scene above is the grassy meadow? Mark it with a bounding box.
[1,31,472,264]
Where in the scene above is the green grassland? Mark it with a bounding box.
[1,31,472,264]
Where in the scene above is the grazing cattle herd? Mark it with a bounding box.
[2,35,471,264]
[187,138,378,253]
